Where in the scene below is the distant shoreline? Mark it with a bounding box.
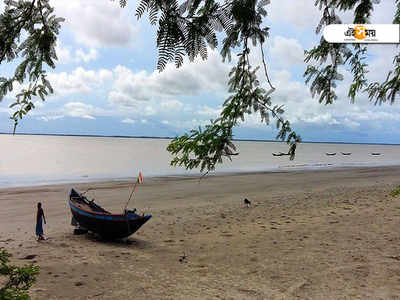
[1,132,400,146]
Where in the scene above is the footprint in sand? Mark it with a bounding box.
[250,257,258,262]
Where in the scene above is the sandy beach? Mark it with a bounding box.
[2,166,400,299]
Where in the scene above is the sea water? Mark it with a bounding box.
[1,134,399,187]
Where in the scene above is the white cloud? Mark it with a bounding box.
[163,118,210,130]
[33,101,45,108]
[143,105,156,116]
[38,115,64,122]
[246,64,400,132]
[269,0,320,30]
[55,43,74,63]
[268,1,395,41]
[0,107,11,114]
[63,102,96,119]
[51,0,138,47]
[76,48,98,63]
[350,110,400,122]
[100,39,400,132]
[367,45,398,83]
[301,113,340,125]
[107,91,138,107]
[121,118,136,124]
[55,43,98,64]
[270,36,304,67]
[108,49,231,108]
[48,67,113,97]
[160,100,184,111]
[104,95,186,121]
[105,55,228,123]
[342,118,360,130]
[197,105,221,117]
[34,99,120,121]
[370,1,397,23]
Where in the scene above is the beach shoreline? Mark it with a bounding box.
[2,166,400,299]
[3,162,400,189]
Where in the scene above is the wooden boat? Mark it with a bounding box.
[371,152,381,156]
[272,152,289,156]
[326,152,336,156]
[341,152,352,155]
[68,188,151,239]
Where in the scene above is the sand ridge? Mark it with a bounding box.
[1,166,400,299]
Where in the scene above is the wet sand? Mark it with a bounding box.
[1,166,400,299]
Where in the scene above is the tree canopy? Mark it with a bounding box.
[0,0,399,172]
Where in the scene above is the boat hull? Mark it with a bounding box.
[69,189,151,239]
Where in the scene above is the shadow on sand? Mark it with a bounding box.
[82,232,153,250]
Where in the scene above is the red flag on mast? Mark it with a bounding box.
[137,171,143,184]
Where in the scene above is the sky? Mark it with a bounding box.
[0,0,399,144]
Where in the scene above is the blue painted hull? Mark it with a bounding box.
[69,188,151,239]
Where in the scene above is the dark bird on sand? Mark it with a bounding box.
[179,252,187,263]
[244,198,251,208]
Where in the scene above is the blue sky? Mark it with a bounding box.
[0,0,399,144]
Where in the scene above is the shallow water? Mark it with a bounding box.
[1,134,399,187]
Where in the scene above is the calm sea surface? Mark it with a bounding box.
[1,134,400,187]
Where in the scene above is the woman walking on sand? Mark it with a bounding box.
[36,202,46,241]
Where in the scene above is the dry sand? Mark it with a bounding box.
[2,166,400,299]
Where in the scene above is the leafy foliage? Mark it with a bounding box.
[305,0,400,107]
[0,0,63,133]
[0,248,39,300]
[135,0,229,70]
[347,45,368,103]
[367,53,400,104]
[167,50,300,172]
[390,185,400,197]
[133,0,300,171]
[304,3,348,105]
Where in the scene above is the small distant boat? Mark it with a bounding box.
[68,188,151,239]
[341,152,352,156]
[326,152,336,156]
[272,152,289,156]
[371,152,381,156]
